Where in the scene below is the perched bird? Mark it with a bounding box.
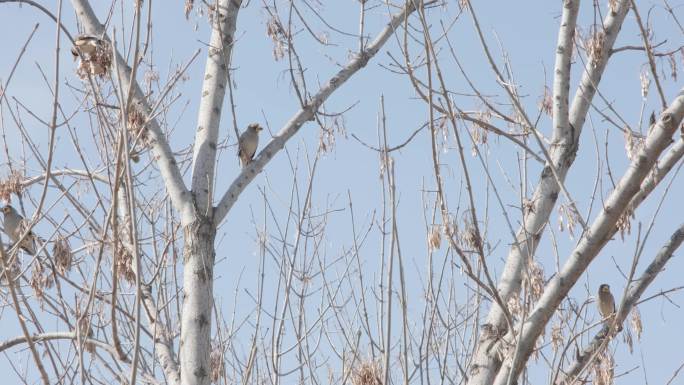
[70,34,100,59]
[597,284,622,332]
[1,205,37,255]
[238,123,263,167]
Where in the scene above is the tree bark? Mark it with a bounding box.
[70,0,195,224]
[213,0,421,225]
[492,88,684,385]
[191,0,242,213]
[466,1,631,383]
[180,217,216,385]
[557,222,684,384]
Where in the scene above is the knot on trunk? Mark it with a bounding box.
[182,215,217,270]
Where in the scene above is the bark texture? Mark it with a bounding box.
[181,217,217,385]
[182,1,242,383]
[557,223,684,384]
[492,88,684,385]
[70,0,195,224]
[466,2,631,383]
[191,0,242,212]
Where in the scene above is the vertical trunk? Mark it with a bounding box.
[180,216,216,385]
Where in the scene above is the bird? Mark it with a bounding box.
[238,123,263,167]
[70,34,100,59]
[597,284,622,332]
[1,205,37,255]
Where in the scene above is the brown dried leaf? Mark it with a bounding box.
[615,207,634,240]
[29,260,54,302]
[77,314,95,353]
[527,261,545,305]
[630,307,643,340]
[639,69,650,99]
[116,248,136,283]
[592,351,614,385]
[624,129,644,162]
[266,16,288,61]
[184,0,194,19]
[538,85,553,117]
[0,253,21,285]
[669,53,678,81]
[210,342,225,384]
[551,323,563,352]
[53,237,73,275]
[0,170,24,202]
[352,360,382,385]
[428,226,442,251]
[587,30,605,68]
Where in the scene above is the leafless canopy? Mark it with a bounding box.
[0,1,683,385]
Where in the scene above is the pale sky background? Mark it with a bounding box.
[0,1,683,384]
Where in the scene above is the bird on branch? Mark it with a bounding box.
[238,123,263,167]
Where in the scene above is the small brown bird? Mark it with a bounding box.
[597,284,622,332]
[1,205,37,255]
[238,123,263,167]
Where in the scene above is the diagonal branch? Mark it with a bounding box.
[557,222,684,385]
[466,1,633,383]
[492,88,684,385]
[0,331,118,360]
[629,137,684,210]
[70,0,195,224]
[466,0,579,381]
[141,284,180,385]
[0,331,162,385]
[212,0,422,225]
[0,242,50,385]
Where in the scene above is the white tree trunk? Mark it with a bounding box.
[68,2,422,385]
[182,1,241,383]
[180,220,216,385]
[191,0,242,212]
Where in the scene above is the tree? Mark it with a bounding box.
[0,1,683,385]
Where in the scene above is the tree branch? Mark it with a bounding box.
[141,284,180,385]
[0,331,162,385]
[557,222,684,384]
[191,0,242,214]
[70,0,195,224]
[492,88,684,385]
[466,2,632,383]
[212,0,422,225]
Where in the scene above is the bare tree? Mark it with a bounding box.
[0,1,683,385]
